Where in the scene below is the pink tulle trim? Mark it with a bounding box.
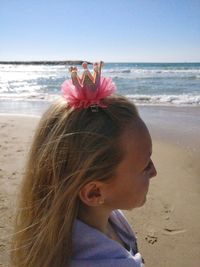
[61,77,116,109]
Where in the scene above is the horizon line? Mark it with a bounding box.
[0,60,200,64]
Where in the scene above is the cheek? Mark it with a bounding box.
[131,174,150,201]
[104,159,152,207]
[139,174,150,193]
[106,175,148,209]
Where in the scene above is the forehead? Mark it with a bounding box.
[120,120,152,168]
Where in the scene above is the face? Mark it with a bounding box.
[104,119,157,210]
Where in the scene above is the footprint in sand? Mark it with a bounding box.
[0,123,7,128]
[163,204,173,213]
[145,234,158,244]
[16,149,24,153]
[0,206,8,211]
[3,153,12,157]
[163,228,186,236]
[161,203,173,220]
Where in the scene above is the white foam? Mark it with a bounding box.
[126,94,200,106]
[0,92,59,101]
[103,67,200,79]
[1,63,200,107]
[0,93,199,106]
[0,112,41,118]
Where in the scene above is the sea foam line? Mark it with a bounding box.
[0,93,200,106]
[127,94,200,106]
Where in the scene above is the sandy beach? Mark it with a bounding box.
[0,106,200,267]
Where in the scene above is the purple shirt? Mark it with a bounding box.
[71,210,144,267]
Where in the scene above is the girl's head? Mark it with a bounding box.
[12,95,156,267]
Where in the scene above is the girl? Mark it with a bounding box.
[11,62,157,267]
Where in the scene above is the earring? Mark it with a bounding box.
[99,199,104,205]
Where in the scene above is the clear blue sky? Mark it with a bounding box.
[1,0,200,62]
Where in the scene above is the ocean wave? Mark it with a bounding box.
[1,63,200,106]
[104,68,131,74]
[126,94,200,105]
[0,64,66,72]
[0,92,59,101]
[103,68,200,80]
[0,92,199,106]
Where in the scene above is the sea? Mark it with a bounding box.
[0,62,200,149]
[0,62,200,110]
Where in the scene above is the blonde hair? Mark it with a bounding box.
[11,95,139,267]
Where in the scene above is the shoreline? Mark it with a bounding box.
[1,98,200,111]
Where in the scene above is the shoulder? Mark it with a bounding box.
[72,218,128,258]
[71,214,144,266]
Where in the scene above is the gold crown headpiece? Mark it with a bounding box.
[61,61,116,110]
[69,61,104,91]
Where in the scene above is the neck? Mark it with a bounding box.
[77,203,112,235]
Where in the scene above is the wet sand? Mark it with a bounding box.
[0,109,200,267]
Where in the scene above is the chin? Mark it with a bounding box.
[128,198,147,210]
[138,196,147,207]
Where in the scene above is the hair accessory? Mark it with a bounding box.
[61,61,116,109]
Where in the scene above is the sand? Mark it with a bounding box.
[0,115,39,267]
[0,112,200,267]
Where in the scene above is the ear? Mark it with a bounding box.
[79,181,105,207]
